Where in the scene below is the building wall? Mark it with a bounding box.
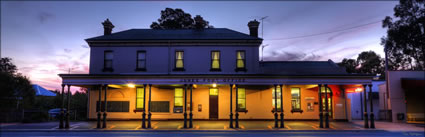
[89,46,260,74]
[88,85,348,120]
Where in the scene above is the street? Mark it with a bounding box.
[1,131,424,137]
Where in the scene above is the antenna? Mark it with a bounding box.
[260,16,268,38]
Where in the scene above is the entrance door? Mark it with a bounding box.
[209,88,219,119]
[321,94,333,118]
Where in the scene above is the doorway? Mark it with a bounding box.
[209,88,219,119]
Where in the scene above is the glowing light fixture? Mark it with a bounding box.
[212,83,217,88]
[127,83,136,88]
[355,88,362,92]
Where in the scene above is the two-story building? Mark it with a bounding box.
[58,19,375,129]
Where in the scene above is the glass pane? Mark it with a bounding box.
[320,87,331,93]
[175,97,183,107]
[209,88,218,95]
[176,60,183,68]
[138,52,145,59]
[238,99,246,109]
[105,52,113,59]
[176,51,183,59]
[212,60,220,69]
[212,52,220,59]
[138,61,145,68]
[237,60,244,68]
[238,88,245,99]
[237,51,245,59]
[136,88,144,98]
[136,98,144,109]
[175,88,183,97]
[291,88,300,98]
[105,61,112,68]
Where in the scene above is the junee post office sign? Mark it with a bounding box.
[180,78,246,83]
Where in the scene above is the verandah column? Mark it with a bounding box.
[142,84,147,129]
[229,84,234,128]
[59,84,65,129]
[318,84,323,128]
[65,85,71,129]
[147,84,152,128]
[97,85,102,128]
[189,84,193,128]
[279,84,284,128]
[183,84,188,128]
[235,84,239,128]
[102,84,108,128]
[324,84,329,128]
[363,84,369,128]
[274,84,278,128]
[368,84,375,128]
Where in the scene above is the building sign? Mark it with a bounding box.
[179,78,246,83]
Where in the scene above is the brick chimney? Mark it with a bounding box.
[247,19,260,37]
[102,18,114,35]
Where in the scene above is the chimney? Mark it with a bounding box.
[247,19,260,37]
[102,18,115,35]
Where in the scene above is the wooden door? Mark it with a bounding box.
[209,88,219,119]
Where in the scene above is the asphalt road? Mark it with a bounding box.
[1,131,424,137]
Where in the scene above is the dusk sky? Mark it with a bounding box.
[1,1,398,91]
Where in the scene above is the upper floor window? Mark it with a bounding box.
[136,51,146,71]
[291,87,302,112]
[103,51,113,72]
[211,51,221,71]
[236,50,246,71]
[174,51,184,71]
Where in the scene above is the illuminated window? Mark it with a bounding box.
[236,51,246,70]
[175,51,184,69]
[136,88,144,110]
[103,51,113,71]
[174,88,183,107]
[238,88,246,111]
[211,51,220,70]
[136,51,146,70]
[209,88,218,96]
[291,88,301,110]
[272,86,282,110]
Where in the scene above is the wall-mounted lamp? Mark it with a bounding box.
[212,83,217,88]
[127,83,135,88]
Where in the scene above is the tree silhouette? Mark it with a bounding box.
[381,0,425,70]
[338,51,385,78]
[150,8,213,29]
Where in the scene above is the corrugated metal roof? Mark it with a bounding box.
[260,60,348,75]
[86,28,262,41]
[32,84,56,96]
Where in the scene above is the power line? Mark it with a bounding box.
[265,20,382,41]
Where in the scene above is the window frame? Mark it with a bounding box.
[103,50,114,72]
[235,50,247,72]
[135,87,145,111]
[210,50,221,71]
[271,85,282,112]
[173,88,184,113]
[237,88,247,112]
[173,50,185,71]
[290,87,303,113]
[135,50,147,71]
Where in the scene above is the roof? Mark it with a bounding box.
[260,60,349,75]
[32,84,56,96]
[85,28,262,41]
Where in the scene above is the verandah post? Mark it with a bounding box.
[274,84,278,128]
[363,84,369,128]
[368,84,375,128]
[183,84,188,128]
[279,84,284,128]
[65,85,71,129]
[324,84,329,128]
[59,84,65,129]
[229,84,234,128]
[189,84,193,128]
[235,84,239,128]
[97,85,102,128]
[147,84,152,128]
[142,84,146,129]
[318,84,323,128]
[102,84,108,128]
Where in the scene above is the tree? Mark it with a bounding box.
[150,8,213,29]
[0,57,35,110]
[338,51,385,78]
[381,0,425,70]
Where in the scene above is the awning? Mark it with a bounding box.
[32,84,56,96]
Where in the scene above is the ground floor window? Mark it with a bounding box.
[151,101,170,112]
[291,87,301,111]
[174,88,183,113]
[96,101,129,112]
[136,88,144,110]
[237,88,246,111]
[272,85,282,111]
